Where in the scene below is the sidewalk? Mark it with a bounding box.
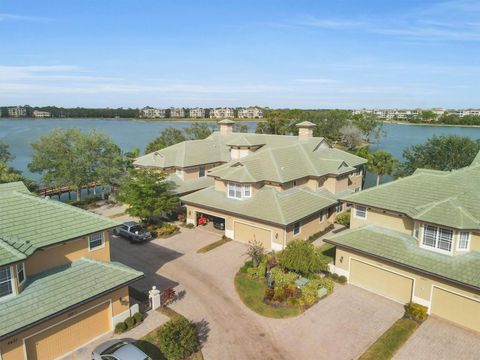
[69,308,169,359]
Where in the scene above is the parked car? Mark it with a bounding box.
[92,340,151,360]
[213,218,225,230]
[114,221,153,243]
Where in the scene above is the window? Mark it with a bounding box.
[422,225,453,253]
[89,232,104,250]
[458,232,470,250]
[319,210,327,222]
[16,263,25,285]
[293,222,301,235]
[292,180,297,187]
[227,183,251,199]
[336,203,343,213]
[199,166,206,178]
[0,267,13,298]
[355,205,367,219]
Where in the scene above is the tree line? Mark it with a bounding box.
[1,106,140,118]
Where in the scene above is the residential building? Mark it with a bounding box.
[145,120,367,250]
[209,107,234,119]
[7,107,27,118]
[326,153,480,332]
[141,107,166,118]
[188,107,206,118]
[0,182,143,360]
[169,107,185,118]
[32,110,51,118]
[450,109,480,117]
[237,107,264,119]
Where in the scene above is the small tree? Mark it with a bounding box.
[278,240,327,276]
[158,316,199,360]
[245,240,265,267]
[339,124,363,150]
[117,169,178,224]
[145,127,186,154]
[184,123,212,140]
[367,150,398,186]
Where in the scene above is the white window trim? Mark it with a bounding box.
[420,224,453,255]
[457,231,470,251]
[88,232,105,252]
[293,222,301,236]
[0,266,16,300]
[16,262,26,286]
[354,205,367,219]
[227,182,251,200]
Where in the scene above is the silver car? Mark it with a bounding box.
[92,340,151,360]
[114,221,153,243]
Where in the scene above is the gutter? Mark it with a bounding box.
[0,274,144,341]
[324,239,480,293]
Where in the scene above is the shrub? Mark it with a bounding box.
[125,316,135,329]
[239,260,253,273]
[158,316,199,360]
[278,240,327,275]
[114,322,127,334]
[272,287,287,303]
[316,277,335,294]
[404,302,428,322]
[246,256,267,279]
[335,210,351,227]
[133,312,144,324]
[338,275,347,284]
[270,267,298,287]
[330,273,339,281]
[157,223,178,236]
[245,240,265,267]
[307,224,335,242]
[301,279,321,298]
[266,253,278,270]
[264,288,274,302]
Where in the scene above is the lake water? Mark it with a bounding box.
[1,118,480,185]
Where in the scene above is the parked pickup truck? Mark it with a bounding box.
[114,221,153,243]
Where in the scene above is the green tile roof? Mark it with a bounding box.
[342,157,480,230]
[0,183,119,265]
[166,174,214,195]
[181,186,338,225]
[209,144,365,183]
[0,258,143,339]
[325,225,480,290]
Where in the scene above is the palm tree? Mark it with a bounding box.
[367,150,398,186]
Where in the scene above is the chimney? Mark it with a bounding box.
[218,119,235,135]
[296,121,316,140]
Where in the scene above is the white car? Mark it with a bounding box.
[92,340,151,360]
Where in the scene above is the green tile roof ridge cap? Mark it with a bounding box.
[79,256,144,276]
[269,188,287,224]
[12,191,120,227]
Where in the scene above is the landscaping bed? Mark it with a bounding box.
[197,236,231,253]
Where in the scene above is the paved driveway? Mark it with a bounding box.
[394,317,480,360]
[111,227,403,360]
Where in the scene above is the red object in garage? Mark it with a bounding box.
[197,216,208,226]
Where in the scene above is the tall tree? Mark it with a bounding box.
[397,135,480,176]
[352,113,384,143]
[184,123,213,140]
[0,141,13,163]
[339,124,363,150]
[367,150,398,186]
[145,127,186,154]
[118,169,178,224]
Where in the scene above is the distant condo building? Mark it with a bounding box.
[33,110,51,118]
[141,108,166,118]
[169,107,185,118]
[210,107,234,119]
[189,107,205,118]
[7,106,27,117]
[353,108,480,120]
[450,109,480,117]
[237,107,263,119]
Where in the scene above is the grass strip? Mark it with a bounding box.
[197,237,231,253]
[359,318,419,360]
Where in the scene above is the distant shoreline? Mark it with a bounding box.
[382,120,480,128]
[0,117,264,123]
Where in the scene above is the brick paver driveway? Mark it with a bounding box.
[111,227,403,360]
[394,317,480,360]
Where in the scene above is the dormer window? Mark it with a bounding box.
[422,225,453,253]
[0,266,13,298]
[227,182,251,199]
[16,263,25,286]
[458,231,470,251]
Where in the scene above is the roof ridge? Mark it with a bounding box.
[269,188,286,224]
[297,144,317,175]
[0,238,27,259]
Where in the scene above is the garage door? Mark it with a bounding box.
[431,287,480,332]
[234,222,271,250]
[25,302,111,360]
[350,259,413,303]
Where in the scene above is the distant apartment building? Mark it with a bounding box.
[32,110,51,118]
[450,109,480,117]
[353,108,420,120]
[237,107,263,119]
[7,107,27,117]
[141,108,166,118]
[169,107,185,118]
[189,107,206,118]
[210,107,234,119]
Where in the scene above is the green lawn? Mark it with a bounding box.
[197,237,231,253]
[359,318,419,360]
[234,273,304,319]
[317,243,336,263]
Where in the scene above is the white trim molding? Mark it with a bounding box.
[225,229,234,239]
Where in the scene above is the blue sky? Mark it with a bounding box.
[1,0,480,108]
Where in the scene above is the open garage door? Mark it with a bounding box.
[196,212,225,233]
[234,222,271,250]
[431,287,480,332]
[25,302,111,360]
[349,259,413,304]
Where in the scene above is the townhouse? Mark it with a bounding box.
[168,107,185,118]
[209,108,234,119]
[7,107,27,118]
[32,110,51,118]
[177,120,366,250]
[237,107,264,119]
[141,108,166,118]
[326,153,480,332]
[0,182,143,360]
[188,107,206,118]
